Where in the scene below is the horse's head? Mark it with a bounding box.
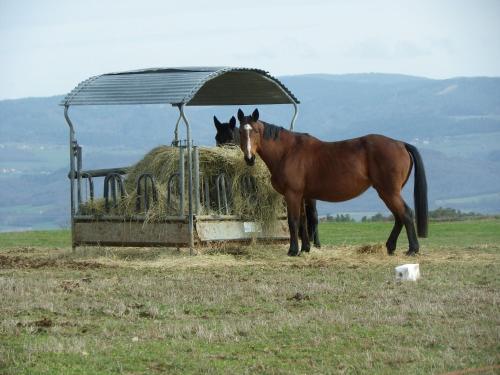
[214,116,237,146]
[237,108,261,166]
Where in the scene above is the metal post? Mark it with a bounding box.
[290,102,299,131]
[173,112,182,146]
[204,176,210,213]
[76,145,82,207]
[64,105,76,250]
[193,146,200,215]
[179,104,194,254]
[178,145,185,216]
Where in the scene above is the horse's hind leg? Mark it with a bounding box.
[386,219,402,255]
[285,191,302,256]
[401,202,419,256]
[299,201,310,253]
[305,199,321,248]
[378,192,419,255]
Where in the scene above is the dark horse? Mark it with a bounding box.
[214,115,239,146]
[214,115,321,248]
[237,108,428,256]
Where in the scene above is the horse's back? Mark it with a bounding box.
[300,136,371,201]
[299,134,411,201]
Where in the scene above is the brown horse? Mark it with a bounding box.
[214,114,321,247]
[237,108,428,256]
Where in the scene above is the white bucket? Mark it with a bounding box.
[395,264,420,281]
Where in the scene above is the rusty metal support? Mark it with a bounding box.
[242,175,256,196]
[104,173,127,212]
[136,173,158,212]
[167,172,180,214]
[216,173,230,215]
[80,172,94,203]
[203,174,210,213]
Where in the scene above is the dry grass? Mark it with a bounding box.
[356,243,386,254]
[2,242,498,272]
[1,221,499,374]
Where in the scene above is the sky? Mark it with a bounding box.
[0,0,499,99]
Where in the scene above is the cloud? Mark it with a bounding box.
[232,37,318,61]
[347,39,433,60]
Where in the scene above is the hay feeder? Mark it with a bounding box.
[62,67,300,252]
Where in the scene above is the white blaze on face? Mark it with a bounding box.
[243,124,253,159]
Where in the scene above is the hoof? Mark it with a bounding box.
[405,250,419,256]
[301,245,311,253]
[288,248,301,257]
[386,242,396,255]
[314,241,321,249]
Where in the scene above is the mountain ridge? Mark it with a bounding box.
[1,73,499,231]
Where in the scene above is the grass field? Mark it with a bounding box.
[0,220,499,374]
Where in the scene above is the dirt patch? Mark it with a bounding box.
[60,280,80,292]
[288,292,310,301]
[69,260,111,270]
[0,254,58,269]
[34,317,53,328]
[0,254,111,270]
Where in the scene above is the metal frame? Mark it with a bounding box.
[259,74,299,130]
[62,67,300,252]
[64,106,76,248]
[178,104,194,252]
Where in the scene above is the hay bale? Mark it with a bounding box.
[79,145,285,226]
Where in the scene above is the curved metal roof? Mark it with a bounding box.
[60,67,299,106]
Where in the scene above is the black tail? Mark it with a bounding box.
[405,143,428,238]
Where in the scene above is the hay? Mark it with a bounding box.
[356,243,386,255]
[79,145,285,226]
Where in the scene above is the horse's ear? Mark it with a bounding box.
[213,116,222,130]
[252,108,259,122]
[237,109,245,122]
[229,116,236,129]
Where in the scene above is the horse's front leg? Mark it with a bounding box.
[285,191,302,256]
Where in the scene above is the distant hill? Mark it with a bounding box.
[1,73,499,231]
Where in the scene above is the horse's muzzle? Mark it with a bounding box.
[244,155,255,166]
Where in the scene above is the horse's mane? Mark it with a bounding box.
[262,121,284,141]
[261,121,310,141]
